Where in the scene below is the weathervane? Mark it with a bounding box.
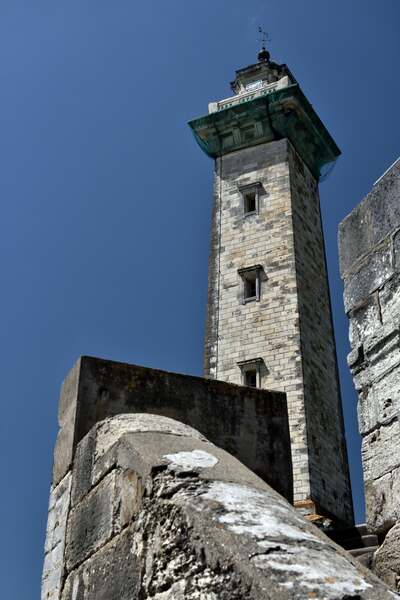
[258,27,270,48]
[257,27,271,62]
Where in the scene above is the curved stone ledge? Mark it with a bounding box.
[43,414,399,600]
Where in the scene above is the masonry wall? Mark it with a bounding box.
[204,138,353,524]
[42,413,395,600]
[339,158,400,589]
[53,355,292,502]
[289,147,353,524]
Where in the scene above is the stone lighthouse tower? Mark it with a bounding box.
[189,47,354,525]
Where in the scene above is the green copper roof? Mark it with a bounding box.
[188,83,340,181]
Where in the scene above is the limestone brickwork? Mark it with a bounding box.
[42,413,396,600]
[339,158,400,589]
[204,137,353,524]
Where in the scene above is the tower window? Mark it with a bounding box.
[244,369,257,388]
[238,265,262,303]
[244,275,257,299]
[239,182,261,216]
[244,191,256,214]
[237,358,264,388]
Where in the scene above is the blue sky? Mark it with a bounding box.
[1,1,399,596]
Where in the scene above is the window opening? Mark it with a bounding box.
[245,369,257,388]
[239,265,263,303]
[244,191,256,214]
[239,182,261,216]
[237,358,264,389]
[244,274,257,300]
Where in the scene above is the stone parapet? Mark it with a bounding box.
[52,355,292,502]
[43,414,397,600]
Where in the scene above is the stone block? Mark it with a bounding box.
[70,427,96,507]
[339,158,400,276]
[61,527,141,600]
[348,295,381,348]
[343,240,393,312]
[65,471,117,570]
[54,356,292,502]
[362,419,400,484]
[41,473,72,600]
[380,271,400,324]
[52,411,75,486]
[357,367,400,434]
[58,358,81,426]
[365,466,400,534]
[373,522,400,591]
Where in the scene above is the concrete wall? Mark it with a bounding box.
[204,137,353,524]
[53,355,292,502]
[339,158,400,589]
[42,414,396,600]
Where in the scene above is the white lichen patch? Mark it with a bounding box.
[164,450,219,471]
[190,481,382,599]
[198,481,321,544]
[255,546,372,599]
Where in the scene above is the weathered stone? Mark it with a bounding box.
[357,368,400,435]
[52,356,293,503]
[348,294,381,349]
[61,526,141,600]
[362,419,400,483]
[339,157,400,276]
[95,412,206,460]
[380,271,400,324]
[351,325,400,393]
[343,240,393,312]
[46,414,398,599]
[84,414,276,498]
[66,470,117,570]
[340,159,400,592]
[70,426,96,507]
[41,473,72,600]
[53,360,82,485]
[373,523,400,591]
[365,467,400,534]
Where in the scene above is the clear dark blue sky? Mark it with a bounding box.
[1,2,399,596]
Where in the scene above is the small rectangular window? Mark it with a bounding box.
[244,369,257,388]
[239,265,262,303]
[244,191,256,214]
[239,183,261,217]
[238,358,264,389]
[244,275,257,300]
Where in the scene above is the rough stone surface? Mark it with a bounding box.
[365,467,400,534]
[43,414,398,599]
[53,356,292,502]
[204,136,353,524]
[373,523,400,592]
[339,157,400,588]
[41,473,72,600]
